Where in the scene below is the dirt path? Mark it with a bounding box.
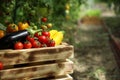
[71,22,120,80]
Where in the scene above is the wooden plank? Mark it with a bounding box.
[0,60,73,80]
[32,74,73,80]
[0,45,74,66]
[52,75,73,80]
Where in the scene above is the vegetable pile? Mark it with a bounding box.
[0,17,64,50]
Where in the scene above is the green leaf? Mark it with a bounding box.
[0,23,6,31]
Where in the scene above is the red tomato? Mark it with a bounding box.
[32,40,41,48]
[41,43,47,47]
[23,41,32,49]
[14,42,23,50]
[42,31,50,37]
[26,35,31,40]
[38,35,48,44]
[41,17,47,22]
[26,36,35,43]
[47,40,55,47]
[0,62,3,70]
[34,32,39,38]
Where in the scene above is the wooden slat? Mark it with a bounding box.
[52,75,73,80]
[0,59,73,80]
[32,74,73,80]
[0,45,74,66]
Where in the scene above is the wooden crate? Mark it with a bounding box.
[0,44,74,80]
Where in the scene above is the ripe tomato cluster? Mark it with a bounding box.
[14,31,55,50]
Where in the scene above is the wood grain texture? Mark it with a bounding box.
[0,44,74,80]
[0,60,73,80]
[32,74,73,80]
[0,45,74,66]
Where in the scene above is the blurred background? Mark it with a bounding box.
[0,0,120,80]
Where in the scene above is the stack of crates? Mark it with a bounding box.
[0,44,74,80]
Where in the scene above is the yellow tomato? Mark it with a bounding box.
[6,23,18,33]
[46,23,53,28]
[0,30,5,39]
[18,22,29,30]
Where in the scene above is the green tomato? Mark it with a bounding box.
[41,25,48,30]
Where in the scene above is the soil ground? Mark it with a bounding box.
[71,21,120,80]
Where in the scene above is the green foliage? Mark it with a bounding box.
[84,9,101,17]
[0,0,84,35]
[0,0,53,25]
[69,0,81,20]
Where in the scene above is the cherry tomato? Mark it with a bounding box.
[6,23,18,33]
[46,23,52,28]
[47,40,55,47]
[23,41,32,49]
[38,35,48,44]
[14,42,23,50]
[26,36,34,43]
[34,32,40,38]
[41,17,47,22]
[32,40,41,48]
[26,35,31,40]
[42,31,50,37]
[0,62,3,70]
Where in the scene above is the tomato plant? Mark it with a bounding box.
[14,42,23,49]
